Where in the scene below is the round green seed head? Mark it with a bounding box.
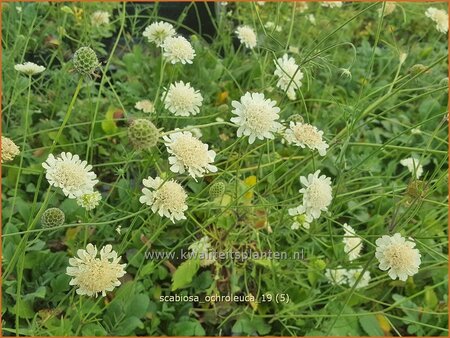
[128,119,160,150]
[73,47,99,76]
[209,180,226,198]
[287,114,304,123]
[408,64,429,76]
[41,208,65,228]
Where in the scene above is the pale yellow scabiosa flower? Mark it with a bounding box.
[42,152,98,199]
[143,21,176,47]
[235,25,257,49]
[1,136,20,163]
[378,2,396,17]
[189,236,216,267]
[161,36,196,64]
[425,7,448,34]
[342,223,363,261]
[135,99,155,113]
[14,62,45,76]
[375,233,421,281]
[325,267,347,286]
[400,157,423,179]
[284,121,328,156]
[274,54,303,100]
[346,268,371,289]
[67,243,126,297]
[231,92,282,144]
[91,10,110,26]
[300,170,333,220]
[163,81,203,116]
[77,191,102,211]
[321,1,343,8]
[164,131,217,181]
[139,176,188,223]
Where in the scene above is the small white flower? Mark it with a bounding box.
[231,92,282,144]
[91,11,110,26]
[300,170,333,220]
[288,46,300,54]
[42,152,98,199]
[378,2,396,17]
[325,267,347,285]
[135,100,155,113]
[264,21,282,32]
[342,224,363,261]
[143,21,176,47]
[116,226,122,235]
[163,81,203,116]
[256,1,266,6]
[321,1,343,8]
[284,121,329,156]
[14,62,45,76]
[161,36,195,64]
[77,191,102,211]
[139,176,188,223]
[288,206,312,230]
[235,25,257,49]
[163,131,217,180]
[1,136,20,163]
[306,14,316,25]
[425,7,448,34]
[274,54,303,100]
[411,127,421,135]
[400,157,423,179]
[189,236,216,267]
[375,233,421,281]
[346,268,371,289]
[66,243,126,297]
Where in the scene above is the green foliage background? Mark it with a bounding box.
[2,1,448,336]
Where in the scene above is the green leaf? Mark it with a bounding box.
[358,313,384,336]
[82,323,107,336]
[171,259,200,291]
[173,320,205,336]
[125,294,149,318]
[11,299,35,319]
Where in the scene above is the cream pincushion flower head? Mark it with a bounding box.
[77,191,102,211]
[139,176,188,223]
[231,92,282,144]
[346,268,371,289]
[321,1,343,8]
[66,243,126,297]
[1,136,20,163]
[189,236,216,267]
[299,170,333,220]
[325,267,347,285]
[400,157,423,179]
[135,100,155,113]
[425,7,448,34]
[288,206,313,230]
[143,21,176,47]
[164,131,217,181]
[14,62,45,76]
[235,25,257,49]
[161,36,195,64]
[274,54,303,100]
[378,2,396,17]
[163,81,203,116]
[375,233,421,281]
[42,152,98,199]
[342,224,363,261]
[91,10,110,26]
[284,121,329,156]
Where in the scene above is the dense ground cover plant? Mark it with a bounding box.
[2,1,448,336]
